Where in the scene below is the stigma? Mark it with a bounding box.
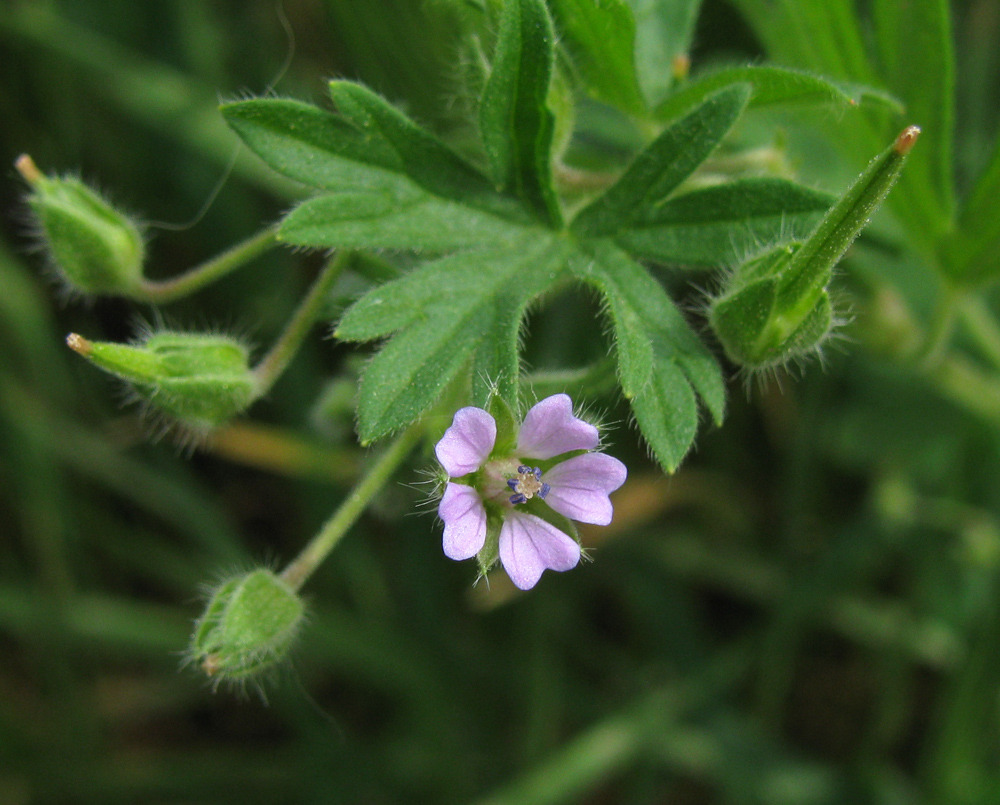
[507,465,551,505]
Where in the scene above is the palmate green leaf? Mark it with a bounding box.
[479,0,562,226]
[617,177,834,266]
[222,84,530,250]
[570,242,725,472]
[652,65,902,124]
[627,0,703,107]
[572,83,751,238]
[279,185,527,251]
[335,235,570,442]
[549,0,647,116]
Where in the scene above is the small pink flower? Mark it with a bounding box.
[435,394,627,590]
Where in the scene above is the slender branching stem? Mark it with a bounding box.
[135,226,279,303]
[251,250,350,398]
[279,422,424,591]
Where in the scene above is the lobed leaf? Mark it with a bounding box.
[549,0,646,115]
[572,84,751,238]
[653,65,902,123]
[336,236,571,442]
[570,242,725,472]
[627,0,703,107]
[726,0,877,86]
[479,0,562,226]
[617,177,834,266]
[224,89,506,211]
[223,87,535,251]
[279,187,527,251]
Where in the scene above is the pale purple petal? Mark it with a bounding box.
[516,394,599,459]
[498,511,581,590]
[435,407,496,477]
[439,483,487,560]
[543,453,627,525]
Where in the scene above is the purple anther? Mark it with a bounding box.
[507,478,519,491]
[539,483,551,499]
[533,467,543,480]
[517,465,529,474]
[509,493,527,505]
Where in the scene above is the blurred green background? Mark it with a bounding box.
[3,0,1000,802]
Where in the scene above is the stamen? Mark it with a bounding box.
[508,465,547,504]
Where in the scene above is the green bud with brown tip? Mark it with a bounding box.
[709,126,920,368]
[67,330,257,433]
[190,569,305,683]
[18,155,145,296]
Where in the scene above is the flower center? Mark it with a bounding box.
[507,465,551,505]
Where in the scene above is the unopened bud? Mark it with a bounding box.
[709,127,919,368]
[190,569,305,683]
[17,155,145,296]
[709,243,833,367]
[67,330,256,433]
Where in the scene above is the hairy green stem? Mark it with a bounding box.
[135,227,279,303]
[279,422,424,592]
[252,251,349,397]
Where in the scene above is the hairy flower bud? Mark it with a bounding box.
[709,243,834,367]
[709,126,920,368]
[190,569,305,683]
[67,330,257,433]
[17,154,145,296]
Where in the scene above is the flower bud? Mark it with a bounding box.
[190,569,305,683]
[17,155,145,296]
[709,126,920,369]
[67,330,257,433]
[709,243,834,367]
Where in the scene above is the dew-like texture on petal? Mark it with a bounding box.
[439,483,487,560]
[435,407,496,477]
[516,394,599,459]
[543,453,627,525]
[499,511,581,590]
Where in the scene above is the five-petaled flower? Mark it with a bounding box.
[435,394,627,590]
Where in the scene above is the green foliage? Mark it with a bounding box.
[627,0,702,106]
[335,236,571,442]
[652,64,903,123]
[726,0,1000,285]
[570,241,725,471]
[549,0,646,115]
[479,0,563,225]
[8,0,1000,803]
[223,6,902,471]
[616,178,833,266]
[572,84,751,237]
